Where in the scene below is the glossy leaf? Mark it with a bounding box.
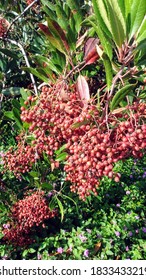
[56,152,68,162]
[55,144,66,156]
[110,83,136,110]
[76,75,90,106]
[136,17,146,43]
[46,18,70,52]
[38,23,66,54]
[56,196,64,222]
[129,0,146,41]
[106,0,126,47]
[2,87,23,96]
[88,19,113,60]
[41,183,53,191]
[12,108,23,129]
[102,53,113,89]
[84,38,100,65]
[22,66,49,83]
[92,0,112,37]
[4,111,15,120]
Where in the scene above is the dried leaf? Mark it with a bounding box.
[94,242,102,253]
[76,75,90,106]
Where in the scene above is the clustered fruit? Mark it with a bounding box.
[0,17,9,37]
[3,81,146,199]
[3,191,57,246]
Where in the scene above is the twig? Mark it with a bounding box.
[108,65,125,100]
[6,0,39,36]
[63,61,86,80]
[0,37,38,95]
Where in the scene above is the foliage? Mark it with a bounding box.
[0,0,145,260]
[0,155,146,260]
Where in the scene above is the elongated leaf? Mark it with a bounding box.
[76,75,90,106]
[136,16,146,42]
[92,0,112,37]
[55,144,66,155]
[0,48,18,59]
[129,0,146,41]
[62,194,79,215]
[88,19,113,60]
[56,4,69,31]
[47,18,70,52]
[22,66,49,83]
[102,53,113,89]
[2,87,23,96]
[4,111,15,120]
[40,0,55,10]
[84,38,100,65]
[106,0,126,47]
[38,23,66,54]
[110,83,136,110]
[12,99,21,111]
[56,152,68,162]
[12,108,23,129]
[56,196,64,221]
[66,0,83,32]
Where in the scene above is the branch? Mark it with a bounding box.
[6,0,39,36]
[108,65,125,100]
[0,37,38,95]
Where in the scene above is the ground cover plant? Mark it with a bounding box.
[0,0,146,260]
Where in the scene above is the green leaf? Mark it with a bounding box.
[71,119,89,129]
[55,144,66,155]
[41,183,53,191]
[29,171,39,178]
[2,87,23,96]
[20,88,31,101]
[12,108,23,129]
[88,19,113,60]
[40,0,55,10]
[12,99,21,111]
[62,194,79,215]
[49,197,57,211]
[110,83,136,110]
[46,18,70,52]
[4,111,15,120]
[66,0,83,32]
[136,17,146,43]
[22,67,49,83]
[129,0,146,41]
[92,0,112,37]
[106,0,126,47]
[102,53,113,89]
[0,48,18,59]
[55,152,68,162]
[56,196,64,222]
[33,55,60,75]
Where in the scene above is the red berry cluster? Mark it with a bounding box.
[3,191,57,246]
[3,82,83,177]
[65,103,146,199]
[0,17,9,37]
[3,81,146,200]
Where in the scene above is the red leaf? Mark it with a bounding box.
[38,23,52,37]
[84,37,99,65]
[76,75,90,106]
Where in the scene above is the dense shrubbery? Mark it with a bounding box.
[0,0,145,259]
